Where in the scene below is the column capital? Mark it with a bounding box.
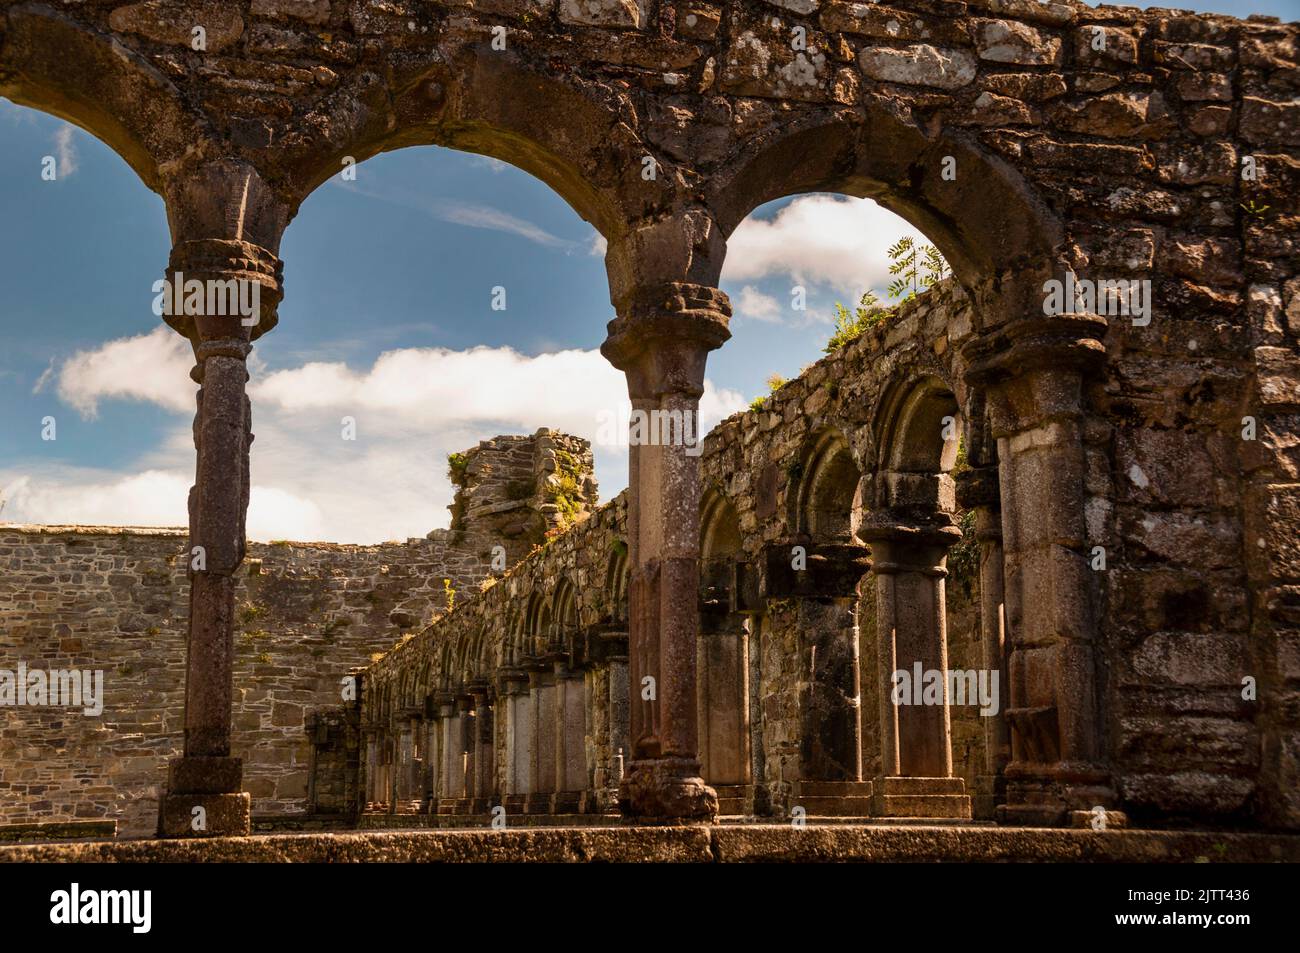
[859,510,962,575]
[962,313,1108,387]
[600,282,731,399]
[163,237,284,344]
[759,541,872,600]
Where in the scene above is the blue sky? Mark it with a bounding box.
[2,0,1295,541]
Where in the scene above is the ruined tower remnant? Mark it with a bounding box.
[445,429,599,570]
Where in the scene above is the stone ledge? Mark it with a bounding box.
[1,826,1296,863]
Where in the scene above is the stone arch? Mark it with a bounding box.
[705,102,1064,294]
[522,591,546,658]
[281,44,669,247]
[874,375,963,515]
[794,428,865,544]
[605,544,630,626]
[553,578,579,638]
[860,374,970,817]
[0,6,209,192]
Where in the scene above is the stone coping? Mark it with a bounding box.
[1,826,1296,863]
[0,524,444,549]
[0,524,188,536]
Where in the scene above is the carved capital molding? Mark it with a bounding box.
[962,313,1108,387]
[163,238,285,343]
[858,510,963,575]
[601,282,731,399]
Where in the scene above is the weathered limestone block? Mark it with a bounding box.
[559,0,642,29]
[250,0,331,24]
[677,3,721,42]
[819,3,966,44]
[723,26,832,100]
[1151,40,1235,71]
[857,43,976,89]
[1175,72,1232,102]
[958,90,1036,126]
[1240,98,1300,147]
[1157,236,1241,286]
[965,0,1074,28]
[982,71,1066,101]
[1284,278,1300,336]
[973,18,1061,65]
[1052,91,1168,139]
[1073,25,1138,65]
[108,0,244,51]
[763,0,818,16]
[1256,347,1300,407]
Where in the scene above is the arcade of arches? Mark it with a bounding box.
[1,0,1298,835]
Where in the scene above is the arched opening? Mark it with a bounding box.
[788,430,870,790]
[797,430,867,543]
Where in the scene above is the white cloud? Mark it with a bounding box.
[333,179,575,250]
[723,194,928,297]
[0,470,189,528]
[13,338,748,543]
[51,326,195,418]
[468,155,508,174]
[735,285,783,323]
[589,231,607,257]
[53,124,78,177]
[434,201,572,249]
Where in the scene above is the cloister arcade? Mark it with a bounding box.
[2,0,1296,832]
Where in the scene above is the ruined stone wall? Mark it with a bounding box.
[0,433,597,838]
[449,429,599,570]
[356,281,988,815]
[353,271,1292,827]
[0,528,474,836]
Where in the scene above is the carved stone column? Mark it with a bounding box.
[423,708,440,813]
[455,693,474,809]
[554,659,587,812]
[498,667,530,812]
[964,312,1114,825]
[861,512,971,819]
[956,460,1010,819]
[470,684,493,812]
[602,282,730,822]
[590,626,630,812]
[158,235,283,838]
[526,658,556,813]
[437,695,455,810]
[363,729,378,811]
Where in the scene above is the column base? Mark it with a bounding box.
[997,762,1115,827]
[158,755,251,838]
[873,776,972,820]
[618,758,718,824]
[158,792,251,838]
[792,780,874,818]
